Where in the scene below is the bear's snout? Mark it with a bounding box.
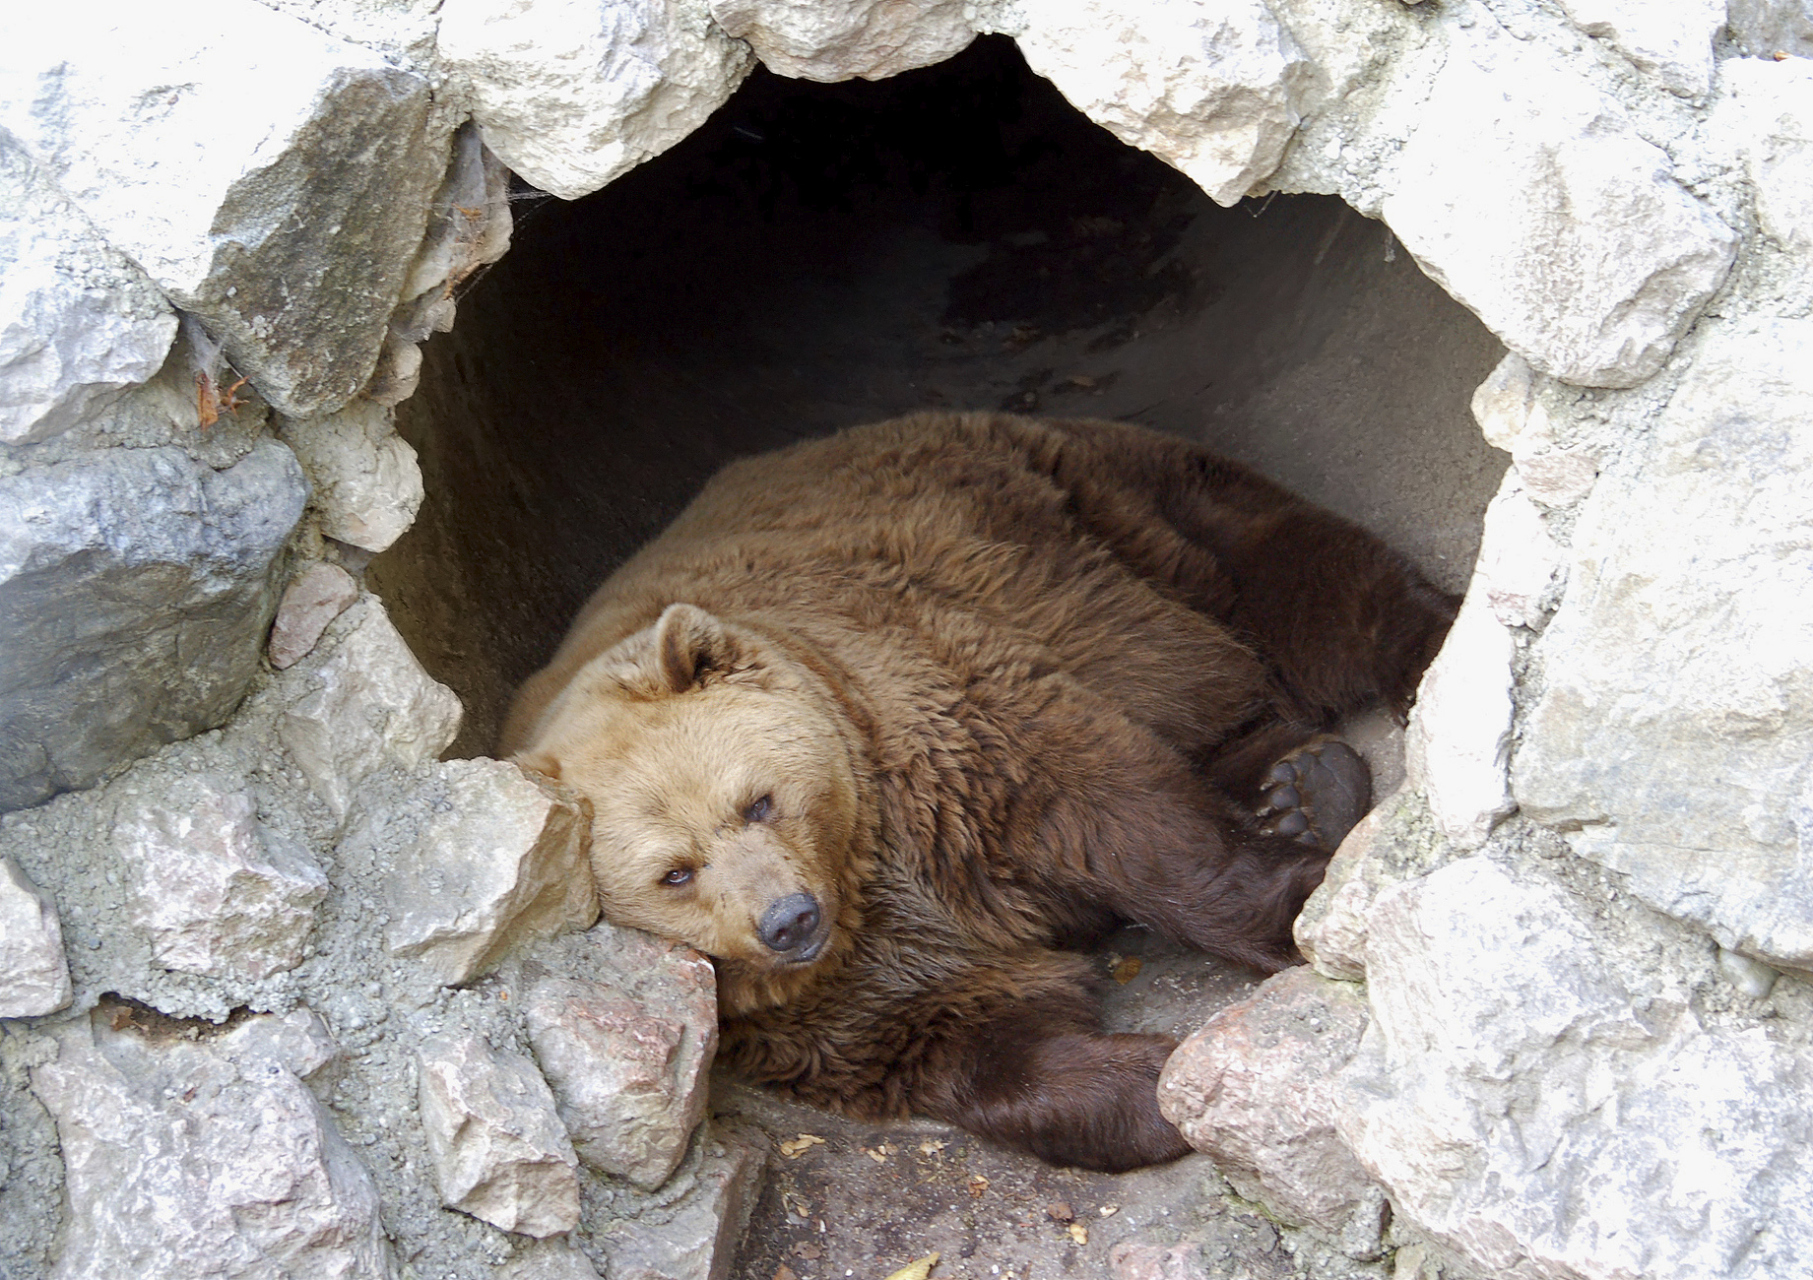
[758,893,823,957]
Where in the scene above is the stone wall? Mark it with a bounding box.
[2,2,1810,1279]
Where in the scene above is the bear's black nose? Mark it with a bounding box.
[759,893,822,953]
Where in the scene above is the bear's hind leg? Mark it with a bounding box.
[914,961,1191,1172]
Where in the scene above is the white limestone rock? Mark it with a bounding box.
[383,759,598,984]
[1515,317,1813,974]
[0,0,443,417]
[1337,856,1813,1280]
[1158,966,1386,1256]
[1404,586,1516,851]
[1381,22,1736,388]
[32,1006,394,1278]
[1712,58,1813,258]
[438,0,754,201]
[0,854,72,1017]
[275,597,462,818]
[525,936,716,1189]
[711,0,974,82]
[1263,0,1422,122]
[994,0,1309,207]
[417,1030,581,1238]
[0,438,308,812]
[1470,354,1601,508]
[0,137,176,446]
[279,399,425,553]
[1473,475,1563,630]
[1557,0,1723,99]
[113,774,328,981]
[591,1122,766,1280]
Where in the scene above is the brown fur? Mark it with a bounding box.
[503,412,1454,1172]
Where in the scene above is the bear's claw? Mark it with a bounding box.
[1255,736,1370,852]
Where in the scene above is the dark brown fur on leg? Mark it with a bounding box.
[920,998,1192,1173]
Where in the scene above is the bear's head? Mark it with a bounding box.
[515,603,874,1013]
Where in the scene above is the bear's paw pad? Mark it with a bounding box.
[1255,737,1370,851]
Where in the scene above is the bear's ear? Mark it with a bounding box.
[649,603,755,694]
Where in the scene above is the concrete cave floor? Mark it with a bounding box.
[369,37,1507,1279]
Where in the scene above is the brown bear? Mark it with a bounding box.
[501,411,1454,1172]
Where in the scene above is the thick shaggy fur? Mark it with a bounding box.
[503,412,1454,1171]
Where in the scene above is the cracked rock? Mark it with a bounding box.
[113,774,328,981]
[0,0,445,417]
[31,1004,393,1279]
[0,853,72,1017]
[383,758,597,984]
[279,399,425,554]
[1158,966,1385,1256]
[1381,22,1735,388]
[418,1030,581,1238]
[0,438,308,812]
[711,0,975,82]
[525,936,716,1189]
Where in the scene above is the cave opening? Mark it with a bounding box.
[370,35,1507,759]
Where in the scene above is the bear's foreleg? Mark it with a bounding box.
[917,981,1192,1173]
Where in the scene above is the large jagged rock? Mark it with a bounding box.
[0,438,308,812]
[382,759,597,984]
[1712,58,1813,260]
[417,1030,581,1238]
[274,596,463,819]
[32,1005,394,1279]
[1555,0,1723,99]
[1158,966,1386,1256]
[1515,317,1813,975]
[0,137,176,446]
[1337,855,1813,1280]
[278,400,425,554]
[113,773,328,981]
[710,0,975,82]
[1404,585,1517,851]
[988,0,1309,207]
[437,0,754,200]
[525,930,716,1189]
[0,853,72,1017]
[590,1123,766,1280]
[0,0,444,418]
[1046,0,1305,205]
[1379,17,1736,388]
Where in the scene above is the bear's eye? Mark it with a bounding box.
[661,867,695,887]
[743,793,774,823]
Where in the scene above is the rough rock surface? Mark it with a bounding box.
[380,758,597,984]
[990,0,1308,207]
[275,596,463,819]
[1403,587,1516,851]
[1516,318,1813,975]
[1727,0,1813,59]
[525,935,716,1189]
[0,439,308,812]
[0,138,176,447]
[279,400,426,553]
[113,774,328,981]
[1339,853,1813,1280]
[1556,0,1723,99]
[437,0,754,200]
[269,562,361,670]
[32,1005,395,1279]
[0,854,72,1017]
[711,0,974,82]
[589,1122,765,1280]
[1714,58,1813,259]
[418,1030,581,1238]
[1379,18,1736,389]
[1,0,446,418]
[1158,967,1385,1256]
